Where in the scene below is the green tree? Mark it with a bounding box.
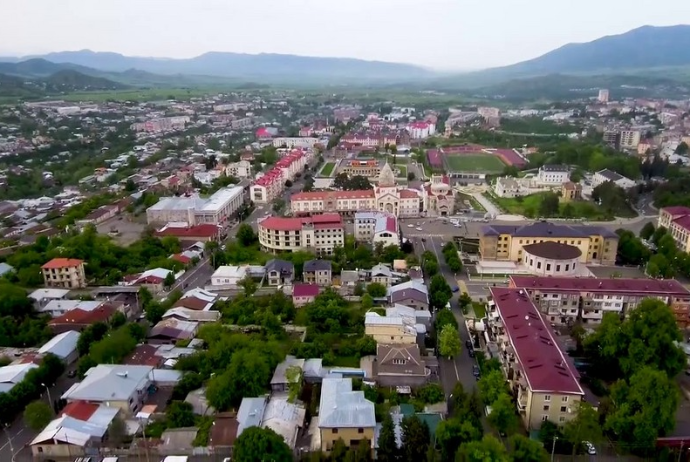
[675,141,688,155]
[436,418,482,461]
[538,192,560,217]
[639,222,655,240]
[429,274,452,310]
[286,365,303,403]
[439,324,461,358]
[487,393,518,435]
[401,415,430,462]
[166,401,195,428]
[509,434,548,462]
[562,402,602,458]
[605,367,679,452]
[366,282,387,298]
[349,437,373,462]
[236,223,257,246]
[108,416,127,446]
[477,369,508,405]
[651,226,668,245]
[233,426,293,462]
[377,413,399,462]
[23,400,53,431]
[239,276,258,296]
[435,310,458,331]
[456,435,509,462]
[361,294,374,310]
[416,383,445,404]
[164,272,176,289]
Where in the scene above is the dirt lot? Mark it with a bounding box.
[97,214,147,246]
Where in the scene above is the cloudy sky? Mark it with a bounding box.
[1,0,687,70]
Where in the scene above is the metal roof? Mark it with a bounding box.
[62,364,153,402]
[237,397,268,436]
[318,378,375,428]
[38,330,80,359]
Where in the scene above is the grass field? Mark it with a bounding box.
[445,154,506,173]
[394,165,407,178]
[320,162,336,176]
[492,192,629,220]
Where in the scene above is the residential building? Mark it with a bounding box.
[146,187,245,226]
[38,299,102,318]
[536,164,570,185]
[272,137,319,149]
[172,288,218,311]
[265,259,294,286]
[123,268,176,293]
[658,206,690,253]
[0,363,40,393]
[236,395,306,449]
[354,212,399,247]
[148,318,199,344]
[61,364,154,415]
[270,356,306,393]
[364,312,418,345]
[211,265,247,286]
[592,169,636,189]
[225,160,252,179]
[258,214,345,256]
[509,275,690,327]
[0,262,14,277]
[487,288,584,430]
[619,130,641,150]
[561,182,582,202]
[250,150,308,203]
[38,330,80,364]
[303,260,332,286]
[130,116,190,132]
[407,121,436,139]
[479,222,618,265]
[387,281,429,311]
[370,264,394,287]
[318,377,375,452]
[598,89,609,103]
[494,177,520,198]
[293,283,320,307]
[48,303,118,334]
[374,344,429,387]
[41,258,86,289]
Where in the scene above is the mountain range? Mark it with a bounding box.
[1,25,689,96]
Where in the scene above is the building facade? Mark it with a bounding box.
[658,206,690,253]
[272,137,319,149]
[258,214,345,255]
[536,164,570,185]
[250,149,309,204]
[146,187,244,226]
[41,258,86,289]
[354,212,399,247]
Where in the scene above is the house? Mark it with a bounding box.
[211,265,247,286]
[0,262,14,277]
[265,259,294,286]
[374,344,429,388]
[173,288,218,311]
[28,288,70,309]
[370,264,393,287]
[41,258,86,289]
[388,281,429,311]
[61,364,154,415]
[124,268,176,293]
[561,182,582,202]
[364,312,418,345]
[270,355,305,393]
[38,330,80,365]
[494,177,520,198]
[536,164,570,185]
[236,396,306,449]
[0,363,39,393]
[39,299,102,318]
[354,212,400,247]
[162,307,221,323]
[293,284,320,307]
[318,377,375,452]
[592,169,636,189]
[387,304,432,329]
[48,303,118,334]
[303,260,332,286]
[148,319,199,345]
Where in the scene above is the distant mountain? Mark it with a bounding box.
[0,58,98,78]
[10,50,432,82]
[44,69,128,91]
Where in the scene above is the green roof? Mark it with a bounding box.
[399,404,415,416]
[416,413,443,438]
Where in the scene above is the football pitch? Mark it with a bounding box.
[445,153,506,173]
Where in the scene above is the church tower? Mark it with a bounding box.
[377,162,396,187]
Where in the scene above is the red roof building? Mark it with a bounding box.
[48,304,117,334]
[258,214,344,255]
[41,258,84,270]
[154,224,223,242]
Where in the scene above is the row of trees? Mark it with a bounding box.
[76,322,146,378]
[442,242,463,273]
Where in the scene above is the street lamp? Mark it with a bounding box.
[41,383,53,413]
[3,423,14,462]
[550,436,559,462]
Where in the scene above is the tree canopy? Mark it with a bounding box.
[233,426,293,462]
[438,324,461,358]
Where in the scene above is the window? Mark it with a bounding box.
[537,262,542,269]
[541,415,549,422]
[556,265,561,271]
[559,416,566,423]
[561,406,567,413]
[546,264,551,271]
[562,396,568,402]
[332,429,338,434]
[544,395,551,402]
[358,428,364,434]
[543,405,550,411]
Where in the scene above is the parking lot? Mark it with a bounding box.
[96,215,147,246]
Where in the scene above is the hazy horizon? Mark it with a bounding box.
[2,0,689,71]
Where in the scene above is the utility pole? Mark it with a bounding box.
[3,424,14,462]
[550,436,558,462]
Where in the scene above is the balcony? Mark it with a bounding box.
[517,392,527,412]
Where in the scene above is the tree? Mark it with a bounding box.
[487,393,518,435]
[436,418,482,461]
[456,435,509,462]
[429,274,452,310]
[206,350,271,410]
[377,413,399,462]
[163,272,176,289]
[639,222,655,240]
[562,402,602,458]
[233,426,293,462]
[538,192,560,217]
[361,294,374,310]
[285,179,293,188]
[435,309,458,331]
[407,172,416,181]
[145,301,166,325]
[366,282,387,298]
[477,369,508,405]
[23,400,52,431]
[615,229,651,266]
[401,415,430,462]
[237,223,257,246]
[108,416,127,446]
[438,324,461,358]
[509,434,548,462]
[286,365,303,403]
[166,401,195,428]
[239,276,258,296]
[605,367,679,452]
[675,141,689,155]
[652,226,668,245]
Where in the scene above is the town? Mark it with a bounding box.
[0,80,690,462]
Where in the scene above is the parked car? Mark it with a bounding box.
[582,441,596,455]
[67,370,76,378]
[465,339,473,349]
[472,365,480,378]
[468,348,475,358]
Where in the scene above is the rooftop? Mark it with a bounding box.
[490,287,583,395]
[293,283,320,298]
[510,275,690,296]
[259,213,343,232]
[481,221,617,239]
[319,378,376,428]
[41,258,84,270]
[61,364,153,402]
[522,242,582,260]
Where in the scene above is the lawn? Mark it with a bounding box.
[456,193,485,212]
[394,165,407,178]
[492,192,626,220]
[472,302,487,319]
[320,162,336,176]
[445,154,506,173]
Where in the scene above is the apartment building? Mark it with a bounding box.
[146,187,244,226]
[225,160,252,179]
[591,169,636,189]
[250,149,308,204]
[41,258,87,289]
[354,212,399,247]
[130,116,190,133]
[258,214,345,255]
[364,312,418,345]
[272,137,320,149]
[536,164,570,185]
[598,89,609,103]
[658,206,690,253]
[619,130,641,150]
[509,275,690,327]
[479,222,618,265]
[291,190,377,216]
[487,288,584,430]
[406,121,436,139]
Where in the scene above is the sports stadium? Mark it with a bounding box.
[427,144,527,179]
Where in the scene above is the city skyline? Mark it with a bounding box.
[2,0,689,70]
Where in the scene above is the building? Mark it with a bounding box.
[270,356,306,393]
[561,182,582,202]
[374,344,429,387]
[265,259,294,286]
[210,265,247,286]
[536,165,570,185]
[340,159,384,178]
[272,137,319,149]
[591,169,636,190]
[509,275,690,327]
[0,363,40,393]
[236,395,306,449]
[258,214,345,255]
[318,377,375,452]
[61,364,154,415]
[225,160,252,179]
[371,264,394,287]
[146,187,245,226]
[521,242,582,277]
[425,174,454,216]
[619,130,641,150]
[303,260,332,286]
[41,258,86,289]
[603,130,620,149]
[387,281,429,311]
[292,283,320,307]
[487,288,584,430]
[658,206,690,253]
[494,177,520,198]
[354,212,399,247]
[48,303,118,334]
[154,223,224,243]
[148,318,199,344]
[598,89,609,103]
[130,116,190,132]
[250,149,308,203]
[38,330,80,365]
[479,222,618,265]
[407,121,436,139]
[364,312,418,345]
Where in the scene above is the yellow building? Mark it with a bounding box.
[364,312,417,345]
[41,258,87,289]
[479,222,617,265]
[560,182,582,202]
[319,378,376,452]
[488,288,584,430]
[658,206,690,253]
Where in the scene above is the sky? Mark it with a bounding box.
[1,0,688,70]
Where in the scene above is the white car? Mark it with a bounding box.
[582,441,596,455]
[416,227,423,231]
[407,224,414,228]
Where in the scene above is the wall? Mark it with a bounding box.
[320,426,375,452]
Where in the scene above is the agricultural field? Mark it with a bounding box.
[445,153,506,173]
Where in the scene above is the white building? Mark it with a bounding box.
[272,137,319,149]
[354,212,400,247]
[494,177,520,198]
[258,214,345,256]
[592,169,636,190]
[619,130,641,150]
[407,121,436,139]
[250,149,309,204]
[536,164,570,185]
[146,186,244,226]
[478,107,501,119]
[226,160,252,179]
[211,265,247,286]
[598,89,609,103]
